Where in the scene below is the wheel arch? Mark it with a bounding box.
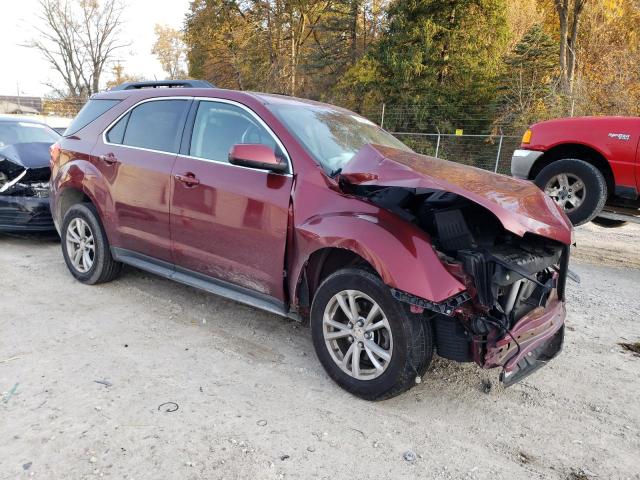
[56,187,92,225]
[52,160,115,240]
[530,143,614,197]
[297,247,375,312]
[290,212,466,316]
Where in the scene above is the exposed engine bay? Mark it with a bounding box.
[344,183,569,384]
[0,166,50,197]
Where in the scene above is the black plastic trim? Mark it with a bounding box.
[110,247,294,318]
[614,185,638,200]
[111,80,215,91]
[557,246,570,301]
[391,289,471,316]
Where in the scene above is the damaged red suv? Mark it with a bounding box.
[50,81,573,400]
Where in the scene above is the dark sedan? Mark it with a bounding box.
[0,116,59,232]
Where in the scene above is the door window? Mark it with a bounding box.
[106,99,189,153]
[189,101,279,163]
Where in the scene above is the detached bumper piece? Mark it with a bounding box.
[501,326,564,387]
[485,299,566,386]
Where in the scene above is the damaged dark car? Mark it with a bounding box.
[0,116,59,232]
[50,84,574,400]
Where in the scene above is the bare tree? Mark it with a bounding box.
[554,0,588,97]
[28,0,129,98]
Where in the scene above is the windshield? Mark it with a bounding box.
[268,104,411,174]
[0,121,60,147]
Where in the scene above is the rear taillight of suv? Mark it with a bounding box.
[50,142,61,170]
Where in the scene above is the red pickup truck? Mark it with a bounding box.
[511,116,640,226]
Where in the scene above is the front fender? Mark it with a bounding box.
[292,209,465,304]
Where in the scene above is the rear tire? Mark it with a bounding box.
[61,203,122,284]
[534,159,607,226]
[310,268,432,400]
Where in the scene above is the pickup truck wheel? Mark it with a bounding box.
[310,268,432,401]
[61,203,122,284]
[534,159,607,226]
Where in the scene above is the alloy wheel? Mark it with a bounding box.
[322,289,393,380]
[544,173,586,213]
[65,217,95,273]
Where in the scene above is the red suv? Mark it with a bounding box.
[50,81,573,399]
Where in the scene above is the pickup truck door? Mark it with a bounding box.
[170,99,293,302]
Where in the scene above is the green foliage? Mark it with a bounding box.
[335,0,510,133]
[182,0,639,135]
[496,24,560,127]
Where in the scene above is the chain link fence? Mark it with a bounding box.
[3,97,524,174]
[355,103,524,175]
[391,131,521,175]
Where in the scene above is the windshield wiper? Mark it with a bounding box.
[329,167,342,178]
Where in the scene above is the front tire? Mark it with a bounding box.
[534,159,607,226]
[310,268,432,400]
[61,203,122,284]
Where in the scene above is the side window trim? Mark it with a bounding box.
[106,111,131,144]
[179,99,200,156]
[103,97,193,155]
[181,97,292,175]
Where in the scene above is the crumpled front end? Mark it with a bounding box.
[341,176,570,386]
[393,213,569,386]
[0,143,54,231]
[442,241,569,386]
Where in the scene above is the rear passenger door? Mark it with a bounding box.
[92,98,191,263]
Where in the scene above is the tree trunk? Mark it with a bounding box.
[291,16,296,96]
[350,0,359,64]
[555,0,570,94]
[567,0,586,95]
[92,64,100,94]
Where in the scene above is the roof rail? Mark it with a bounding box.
[110,79,215,91]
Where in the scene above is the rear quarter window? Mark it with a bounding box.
[64,99,121,136]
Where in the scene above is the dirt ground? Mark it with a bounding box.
[1,223,639,480]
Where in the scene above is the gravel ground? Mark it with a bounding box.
[1,223,639,480]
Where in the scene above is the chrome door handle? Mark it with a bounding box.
[99,153,118,165]
[174,173,200,186]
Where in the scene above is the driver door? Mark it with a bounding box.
[170,99,293,301]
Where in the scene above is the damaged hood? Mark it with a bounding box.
[0,143,52,194]
[340,144,572,245]
[0,142,52,169]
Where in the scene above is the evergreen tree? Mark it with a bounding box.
[335,0,510,133]
[497,24,558,128]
